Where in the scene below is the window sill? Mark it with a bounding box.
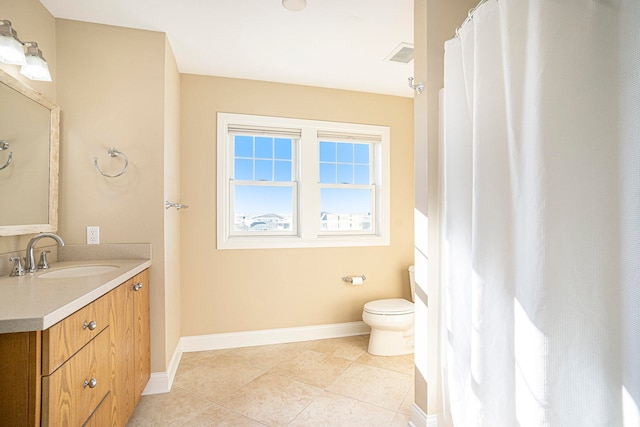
[217,234,390,250]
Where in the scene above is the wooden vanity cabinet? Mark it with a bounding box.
[0,268,150,426]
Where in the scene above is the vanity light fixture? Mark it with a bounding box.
[282,0,306,12]
[20,42,51,81]
[0,20,51,81]
[0,20,26,65]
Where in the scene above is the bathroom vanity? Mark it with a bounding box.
[0,256,151,426]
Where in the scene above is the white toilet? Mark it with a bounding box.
[362,266,415,356]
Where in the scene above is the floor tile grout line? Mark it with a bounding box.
[284,386,326,426]
[208,368,327,426]
[320,388,400,416]
[167,384,224,426]
[322,386,410,417]
[277,355,357,426]
[322,358,414,416]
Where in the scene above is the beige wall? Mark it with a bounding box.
[0,0,56,255]
[413,0,429,415]
[55,19,173,373]
[180,74,414,336]
[163,37,182,366]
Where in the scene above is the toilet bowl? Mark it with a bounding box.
[362,266,415,356]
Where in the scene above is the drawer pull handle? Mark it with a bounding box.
[131,282,143,291]
[83,320,97,330]
[83,378,97,389]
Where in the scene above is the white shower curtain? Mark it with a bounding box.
[442,1,639,426]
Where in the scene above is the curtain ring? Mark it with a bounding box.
[94,147,128,178]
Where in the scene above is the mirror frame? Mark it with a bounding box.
[0,69,59,236]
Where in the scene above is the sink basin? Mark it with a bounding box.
[39,265,119,279]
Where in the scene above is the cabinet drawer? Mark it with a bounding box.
[42,328,110,426]
[42,293,110,375]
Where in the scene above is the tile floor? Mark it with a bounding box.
[127,334,414,426]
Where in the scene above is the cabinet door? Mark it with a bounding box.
[109,269,150,426]
[132,269,151,402]
[109,279,135,426]
[0,331,40,426]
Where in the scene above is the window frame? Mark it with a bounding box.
[217,112,390,249]
[317,138,377,236]
[229,131,299,236]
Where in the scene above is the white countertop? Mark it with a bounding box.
[0,259,151,333]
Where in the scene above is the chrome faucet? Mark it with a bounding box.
[25,233,64,273]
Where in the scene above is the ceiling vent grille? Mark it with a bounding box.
[385,43,414,64]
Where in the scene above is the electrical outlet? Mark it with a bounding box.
[87,226,100,245]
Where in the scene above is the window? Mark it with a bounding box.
[318,138,375,233]
[231,134,297,235]
[217,113,390,249]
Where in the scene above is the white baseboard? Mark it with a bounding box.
[142,372,171,395]
[181,321,370,352]
[143,321,370,395]
[410,403,438,427]
[142,339,184,395]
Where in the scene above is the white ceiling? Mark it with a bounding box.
[39,0,415,97]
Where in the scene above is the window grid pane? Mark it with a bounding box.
[234,135,253,157]
[274,161,292,182]
[275,138,292,159]
[337,164,353,184]
[337,143,353,163]
[254,160,272,181]
[319,141,371,185]
[354,165,369,185]
[255,137,273,159]
[234,135,293,182]
[234,159,253,180]
[319,141,336,162]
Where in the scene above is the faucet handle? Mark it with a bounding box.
[37,250,51,270]
[9,256,25,277]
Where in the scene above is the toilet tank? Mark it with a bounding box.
[408,265,415,302]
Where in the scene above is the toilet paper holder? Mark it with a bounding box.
[342,274,366,284]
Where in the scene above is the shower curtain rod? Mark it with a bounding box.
[455,0,491,37]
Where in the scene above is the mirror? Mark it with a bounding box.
[0,69,59,236]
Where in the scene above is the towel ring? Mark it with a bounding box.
[0,140,12,172]
[94,147,128,178]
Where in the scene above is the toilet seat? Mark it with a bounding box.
[364,298,414,315]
